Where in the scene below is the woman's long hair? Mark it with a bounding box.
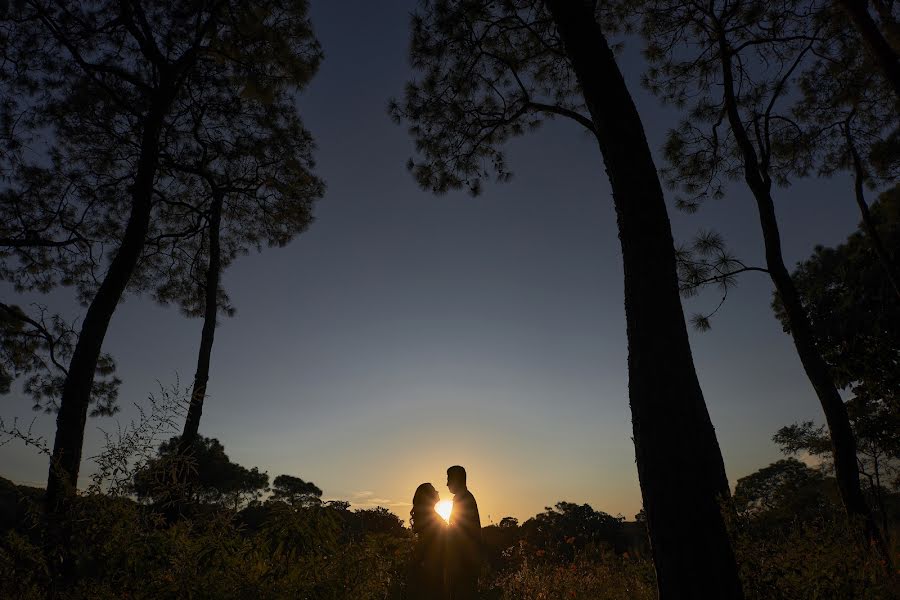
[410,482,439,532]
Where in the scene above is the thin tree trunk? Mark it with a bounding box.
[544,2,744,598]
[847,132,900,299]
[178,190,224,454]
[836,0,900,100]
[717,36,892,565]
[871,452,891,544]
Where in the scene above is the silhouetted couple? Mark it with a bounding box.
[408,465,482,600]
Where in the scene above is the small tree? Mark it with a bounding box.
[499,516,519,529]
[520,501,625,561]
[348,507,406,538]
[733,458,838,523]
[133,435,269,510]
[270,474,323,507]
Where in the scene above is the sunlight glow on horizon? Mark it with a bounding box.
[436,499,453,523]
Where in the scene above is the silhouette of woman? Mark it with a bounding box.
[407,482,447,599]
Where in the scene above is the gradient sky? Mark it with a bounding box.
[1,1,868,525]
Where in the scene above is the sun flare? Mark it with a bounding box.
[435,500,453,523]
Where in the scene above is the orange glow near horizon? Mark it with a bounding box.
[436,499,453,523]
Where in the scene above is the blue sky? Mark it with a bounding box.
[1,0,866,523]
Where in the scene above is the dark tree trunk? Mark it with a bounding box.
[836,0,900,100]
[717,37,892,564]
[178,190,224,454]
[754,191,891,564]
[42,93,172,596]
[848,136,900,299]
[544,2,744,598]
[45,96,169,511]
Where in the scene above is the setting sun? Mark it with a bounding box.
[435,500,453,523]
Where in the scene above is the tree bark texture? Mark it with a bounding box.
[544,2,744,598]
[179,190,224,454]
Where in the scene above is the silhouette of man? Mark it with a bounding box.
[446,465,481,600]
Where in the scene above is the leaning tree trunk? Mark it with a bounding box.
[717,37,892,564]
[754,192,891,564]
[45,95,170,511]
[544,2,744,598]
[178,190,224,455]
[836,0,900,101]
[847,134,900,299]
[43,92,173,596]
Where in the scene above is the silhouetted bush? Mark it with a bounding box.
[1,475,897,599]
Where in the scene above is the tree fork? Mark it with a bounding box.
[544,2,744,597]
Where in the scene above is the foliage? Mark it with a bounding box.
[0,485,412,600]
[0,303,120,414]
[86,382,188,497]
[0,464,896,600]
[1,401,411,599]
[788,2,899,185]
[133,435,269,510]
[673,230,761,330]
[270,474,323,507]
[733,458,840,523]
[519,501,627,562]
[774,406,900,537]
[775,408,900,492]
[344,506,407,540]
[145,0,325,318]
[728,458,898,597]
[776,187,900,404]
[731,512,897,599]
[0,0,324,418]
[0,303,120,415]
[492,549,657,600]
[390,0,594,196]
[623,0,896,206]
[627,0,898,328]
[772,187,900,531]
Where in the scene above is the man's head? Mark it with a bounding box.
[447,465,467,495]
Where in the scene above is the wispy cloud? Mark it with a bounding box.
[361,497,390,504]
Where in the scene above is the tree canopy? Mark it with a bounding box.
[776,186,899,405]
[133,435,269,509]
[734,458,838,522]
[270,474,324,507]
[390,0,594,196]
